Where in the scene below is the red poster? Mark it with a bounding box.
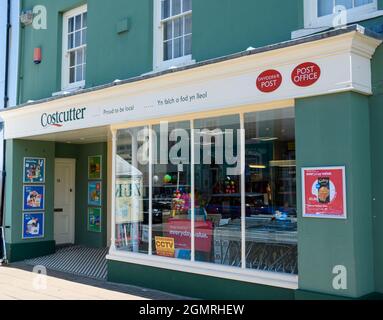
[165,219,213,253]
[256,69,282,93]
[292,62,321,87]
[302,167,347,219]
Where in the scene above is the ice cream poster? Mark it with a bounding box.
[88,155,102,180]
[22,213,44,239]
[23,185,45,211]
[88,181,102,206]
[23,157,45,183]
[302,166,347,219]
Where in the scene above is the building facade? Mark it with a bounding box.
[0,0,383,300]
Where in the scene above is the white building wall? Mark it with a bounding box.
[0,0,20,109]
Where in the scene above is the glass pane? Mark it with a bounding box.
[164,21,172,41]
[194,115,242,267]
[183,0,192,12]
[335,0,353,9]
[68,34,74,50]
[68,17,74,33]
[83,47,87,63]
[184,14,192,35]
[75,31,81,48]
[82,29,87,45]
[184,34,192,55]
[75,14,82,30]
[76,65,83,82]
[76,49,83,65]
[69,67,75,83]
[244,107,297,275]
[82,63,86,81]
[172,0,181,15]
[152,121,191,260]
[162,0,171,19]
[115,127,150,254]
[69,51,75,67]
[82,12,87,28]
[164,40,172,61]
[174,18,182,38]
[174,37,183,58]
[355,0,373,6]
[318,0,334,16]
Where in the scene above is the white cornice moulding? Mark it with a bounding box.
[0,31,381,140]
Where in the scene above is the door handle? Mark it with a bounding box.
[54,208,64,213]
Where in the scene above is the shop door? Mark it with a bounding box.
[54,159,76,245]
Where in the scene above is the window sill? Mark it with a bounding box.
[292,10,383,39]
[54,85,85,97]
[106,248,298,290]
[153,56,196,74]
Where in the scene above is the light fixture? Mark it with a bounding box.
[249,164,266,169]
[252,137,279,142]
[34,47,42,64]
[269,160,296,167]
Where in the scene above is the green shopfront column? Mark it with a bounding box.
[295,92,374,299]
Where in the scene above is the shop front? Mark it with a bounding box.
[0,26,381,299]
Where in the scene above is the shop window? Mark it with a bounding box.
[62,5,87,91]
[154,0,193,71]
[114,108,297,276]
[115,127,150,254]
[152,121,192,260]
[304,0,377,28]
[244,108,297,274]
[194,115,242,267]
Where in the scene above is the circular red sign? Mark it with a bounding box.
[256,69,283,93]
[291,62,321,87]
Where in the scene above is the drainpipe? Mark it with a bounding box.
[0,0,11,264]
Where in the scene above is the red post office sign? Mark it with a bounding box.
[256,69,282,93]
[291,62,321,87]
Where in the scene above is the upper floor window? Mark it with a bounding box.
[305,0,378,28]
[154,0,193,71]
[62,5,87,91]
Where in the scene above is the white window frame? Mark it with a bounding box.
[153,0,195,72]
[61,4,87,91]
[305,0,378,29]
[108,106,299,290]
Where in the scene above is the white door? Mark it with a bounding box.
[54,159,76,245]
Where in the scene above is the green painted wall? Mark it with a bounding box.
[296,92,374,298]
[108,260,294,300]
[56,142,108,248]
[19,0,153,103]
[369,44,383,294]
[4,139,56,261]
[192,0,302,61]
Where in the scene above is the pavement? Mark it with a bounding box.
[0,263,192,300]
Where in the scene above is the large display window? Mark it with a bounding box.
[114,107,297,276]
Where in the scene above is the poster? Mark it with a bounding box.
[88,207,102,233]
[88,155,102,179]
[88,181,102,206]
[22,212,44,239]
[165,219,213,253]
[302,166,347,219]
[23,185,45,211]
[155,236,175,258]
[23,157,45,183]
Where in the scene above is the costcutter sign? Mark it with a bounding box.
[40,107,87,128]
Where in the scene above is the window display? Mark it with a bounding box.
[114,108,297,275]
